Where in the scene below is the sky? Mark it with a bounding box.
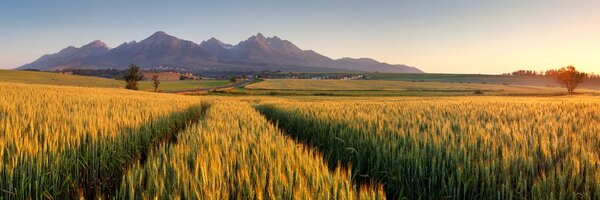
[1,0,599,74]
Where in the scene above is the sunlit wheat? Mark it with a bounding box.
[118,101,385,199]
[0,82,202,198]
[257,97,600,199]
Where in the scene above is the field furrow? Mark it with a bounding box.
[117,101,385,199]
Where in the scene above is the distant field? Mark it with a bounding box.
[0,69,122,88]
[279,72,600,90]
[245,79,582,96]
[0,70,231,92]
[366,73,600,90]
[138,80,230,92]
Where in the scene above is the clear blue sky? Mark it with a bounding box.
[1,0,599,74]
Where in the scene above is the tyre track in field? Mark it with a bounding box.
[85,103,210,199]
[254,105,391,199]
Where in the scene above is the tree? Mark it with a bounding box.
[229,76,238,83]
[556,65,587,93]
[123,64,144,90]
[151,75,160,92]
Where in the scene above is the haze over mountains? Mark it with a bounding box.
[18,31,422,73]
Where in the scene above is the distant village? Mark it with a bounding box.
[258,72,366,80]
[24,67,369,81]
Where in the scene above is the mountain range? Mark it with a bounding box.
[18,31,422,73]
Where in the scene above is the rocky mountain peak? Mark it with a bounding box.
[18,31,422,73]
[143,31,179,43]
[81,40,109,49]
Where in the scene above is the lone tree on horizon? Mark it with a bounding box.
[556,65,587,94]
[124,64,144,90]
[151,75,160,92]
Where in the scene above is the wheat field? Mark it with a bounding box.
[2,80,599,199]
[256,97,600,199]
[117,101,385,199]
[0,82,203,198]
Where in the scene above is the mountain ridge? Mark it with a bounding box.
[18,31,423,73]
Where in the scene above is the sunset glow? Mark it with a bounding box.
[1,1,599,74]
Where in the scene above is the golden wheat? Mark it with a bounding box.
[0,82,202,198]
[117,101,385,199]
[256,97,600,199]
[4,80,599,199]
